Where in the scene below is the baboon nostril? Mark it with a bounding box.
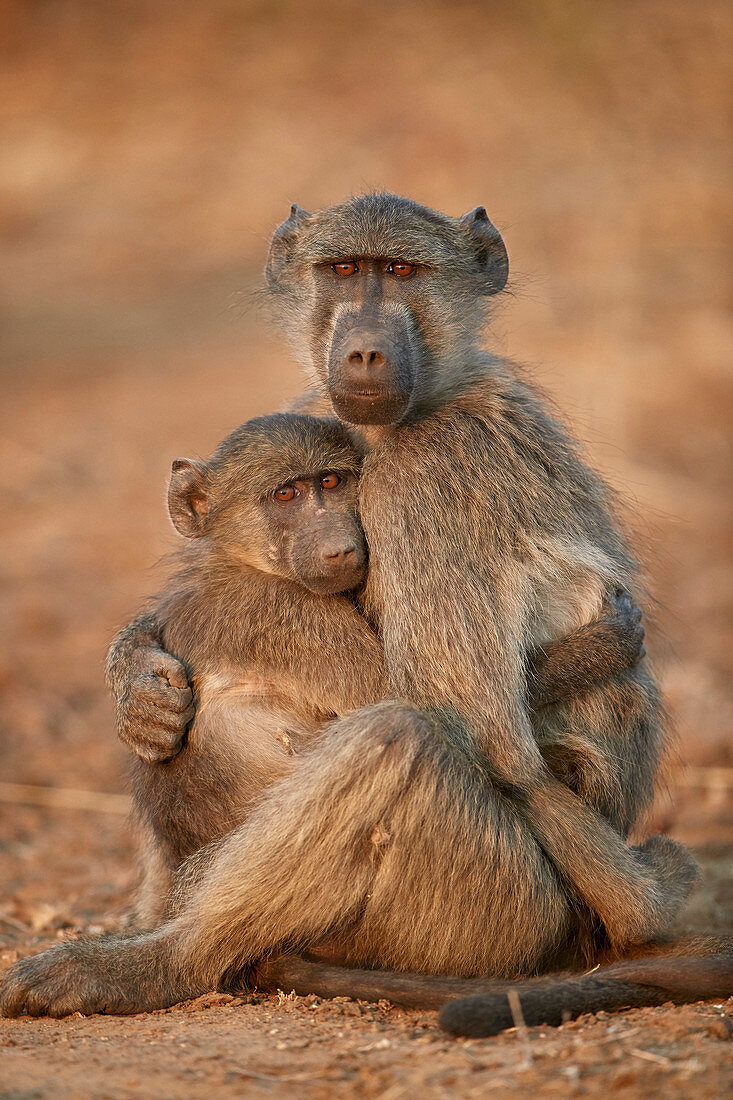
[324,545,357,563]
[346,350,385,370]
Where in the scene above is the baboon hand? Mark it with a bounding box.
[602,587,646,665]
[117,647,195,763]
[0,937,197,1018]
[631,835,701,927]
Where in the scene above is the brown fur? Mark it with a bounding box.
[1,194,718,1025]
[128,412,385,922]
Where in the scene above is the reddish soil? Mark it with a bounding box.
[1,1,731,1095]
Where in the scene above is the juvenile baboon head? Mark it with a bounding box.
[265,193,508,425]
[168,414,367,594]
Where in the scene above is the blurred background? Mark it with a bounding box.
[0,0,730,931]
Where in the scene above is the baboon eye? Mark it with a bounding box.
[332,261,359,277]
[320,472,342,491]
[387,261,415,278]
[273,485,298,503]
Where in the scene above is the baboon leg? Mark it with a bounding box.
[135,832,231,926]
[130,698,304,895]
[133,830,174,927]
[174,701,569,986]
[1,703,571,1018]
[522,778,699,949]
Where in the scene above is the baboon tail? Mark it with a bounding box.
[251,954,496,1011]
[252,938,732,1033]
[439,951,733,1038]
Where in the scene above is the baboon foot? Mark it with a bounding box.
[0,934,201,1018]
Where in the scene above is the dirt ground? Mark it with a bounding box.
[1,1,731,1096]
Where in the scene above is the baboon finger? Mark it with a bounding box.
[117,721,181,756]
[133,674,193,712]
[125,699,190,731]
[132,741,183,765]
[607,588,634,616]
[157,660,190,691]
[118,698,195,760]
[147,652,188,688]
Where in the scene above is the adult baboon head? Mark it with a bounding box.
[265,193,508,425]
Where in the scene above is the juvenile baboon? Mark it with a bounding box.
[129,412,383,922]
[2,194,722,1024]
[133,412,644,924]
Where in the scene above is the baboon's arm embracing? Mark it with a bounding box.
[108,584,645,767]
[527,588,645,710]
[359,400,697,950]
[106,612,194,763]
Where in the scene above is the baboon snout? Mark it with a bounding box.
[328,314,416,426]
[338,330,398,396]
[303,536,365,593]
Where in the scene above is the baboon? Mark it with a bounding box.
[133,412,644,925]
[2,194,725,1025]
[129,412,383,922]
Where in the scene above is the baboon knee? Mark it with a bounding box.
[164,837,229,919]
[332,700,441,766]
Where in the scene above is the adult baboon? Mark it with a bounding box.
[2,194,721,1024]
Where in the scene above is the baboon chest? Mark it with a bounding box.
[359,421,609,664]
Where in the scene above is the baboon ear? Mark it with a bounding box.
[168,459,211,538]
[459,206,509,294]
[265,203,311,287]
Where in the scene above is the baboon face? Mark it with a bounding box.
[266,193,508,425]
[168,414,367,595]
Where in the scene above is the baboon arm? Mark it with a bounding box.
[387,601,692,946]
[106,611,195,763]
[364,459,687,944]
[376,578,693,944]
[527,591,645,710]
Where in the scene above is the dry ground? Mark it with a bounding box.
[1,1,731,1095]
